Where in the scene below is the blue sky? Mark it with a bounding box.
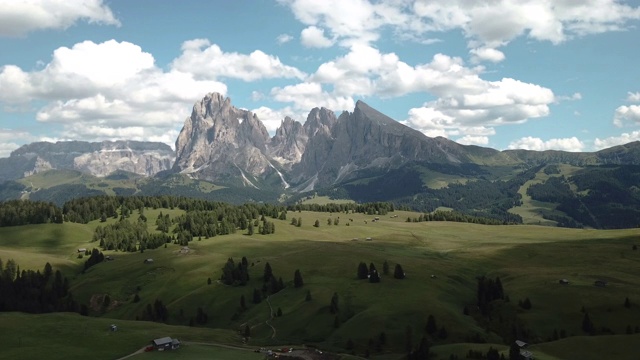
[1,0,640,157]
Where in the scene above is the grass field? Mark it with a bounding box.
[1,208,640,359]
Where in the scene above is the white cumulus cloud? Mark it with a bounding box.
[456,135,489,146]
[281,0,640,59]
[0,40,229,147]
[0,0,120,37]
[507,136,585,152]
[613,105,640,127]
[470,47,506,63]
[594,131,640,150]
[300,26,334,48]
[277,33,294,44]
[271,82,354,113]
[172,39,306,81]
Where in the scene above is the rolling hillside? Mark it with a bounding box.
[1,202,639,359]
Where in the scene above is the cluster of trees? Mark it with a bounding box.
[357,261,405,282]
[394,166,543,223]
[476,276,506,316]
[357,262,380,282]
[287,201,395,215]
[406,210,512,225]
[261,262,285,295]
[463,347,507,360]
[63,195,289,225]
[0,258,79,314]
[0,199,63,226]
[83,248,105,272]
[220,257,250,286]
[93,220,171,252]
[138,299,169,323]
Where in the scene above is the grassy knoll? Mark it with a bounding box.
[1,209,640,359]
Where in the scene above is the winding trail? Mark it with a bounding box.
[265,295,277,339]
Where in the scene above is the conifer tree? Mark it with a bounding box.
[394,263,405,279]
[294,269,304,288]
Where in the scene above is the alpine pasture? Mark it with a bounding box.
[1,207,639,360]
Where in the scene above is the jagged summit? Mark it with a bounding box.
[5,92,640,194]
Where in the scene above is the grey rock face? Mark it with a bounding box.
[3,140,174,180]
[268,116,308,168]
[173,93,276,187]
[291,100,457,188]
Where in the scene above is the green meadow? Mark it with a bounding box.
[1,209,639,359]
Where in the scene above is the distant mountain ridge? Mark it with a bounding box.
[2,92,640,228]
[1,140,174,182]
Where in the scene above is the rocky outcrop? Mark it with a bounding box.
[291,100,461,188]
[268,116,307,167]
[2,140,174,180]
[173,93,278,188]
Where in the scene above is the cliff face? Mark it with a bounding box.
[290,100,465,188]
[171,94,526,191]
[173,93,279,188]
[1,140,174,181]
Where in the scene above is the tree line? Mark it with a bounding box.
[0,199,63,227]
[0,257,80,314]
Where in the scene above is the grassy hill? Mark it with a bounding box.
[1,209,640,359]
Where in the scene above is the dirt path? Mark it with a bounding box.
[265,295,277,339]
[114,346,147,360]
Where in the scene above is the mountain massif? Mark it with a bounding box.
[0,140,174,182]
[2,92,640,228]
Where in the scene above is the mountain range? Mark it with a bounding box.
[1,92,640,228]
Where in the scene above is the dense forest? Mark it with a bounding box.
[527,165,640,229]
[0,199,63,227]
[0,258,80,314]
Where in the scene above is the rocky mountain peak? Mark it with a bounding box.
[269,116,307,167]
[304,107,337,138]
[173,93,277,187]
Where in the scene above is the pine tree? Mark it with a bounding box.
[426,314,437,335]
[330,292,339,314]
[394,263,405,279]
[438,326,448,339]
[294,269,304,288]
[582,312,594,334]
[314,219,320,227]
[252,288,262,304]
[263,262,273,282]
[357,262,369,279]
[508,342,521,360]
[369,263,380,283]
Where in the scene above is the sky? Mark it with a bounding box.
[1,0,640,158]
